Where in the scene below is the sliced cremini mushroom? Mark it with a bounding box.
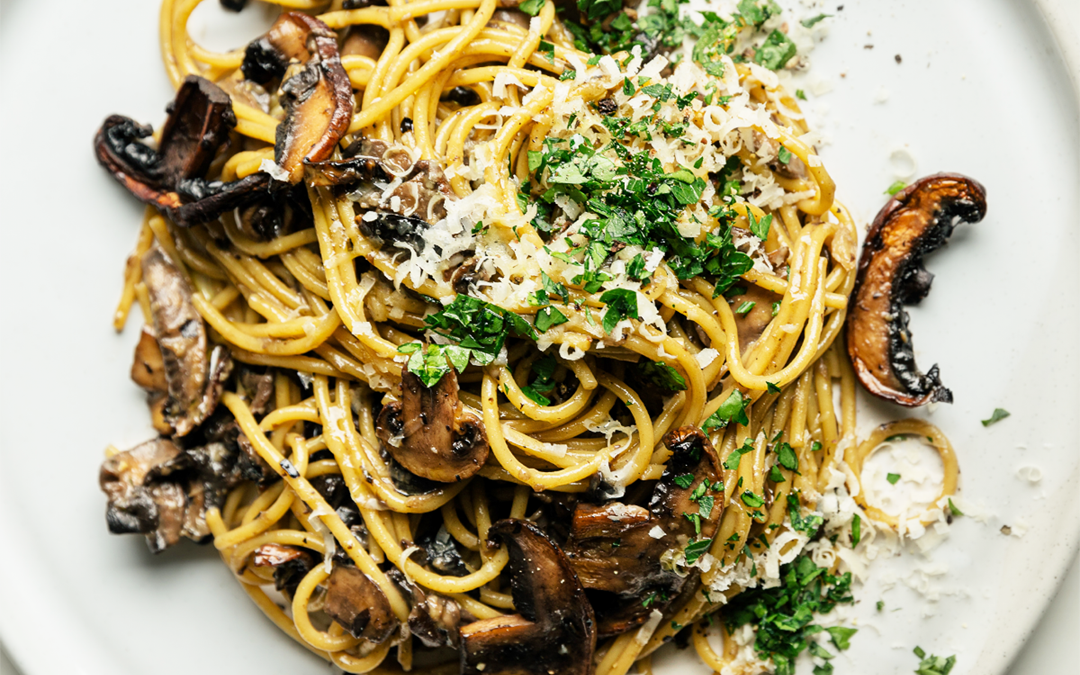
[254,544,317,598]
[142,248,233,436]
[324,564,400,642]
[375,368,489,483]
[93,76,272,227]
[460,519,596,675]
[342,24,390,60]
[565,426,724,636]
[100,438,188,553]
[847,173,987,407]
[269,13,354,183]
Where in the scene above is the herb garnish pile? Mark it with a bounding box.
[724,554,857,675]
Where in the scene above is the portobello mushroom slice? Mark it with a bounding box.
[94,75,273,227]
[565,427,724,637]
[375,368,489,483]
[268,13,354,183]
[384,566,468,649]
[847,173,987,407]
[325,564,400,642]
[460,519,596,675]
[100,438,189,553]
[142,248,233,436]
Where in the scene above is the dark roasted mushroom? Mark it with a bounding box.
[100,439,189,553]
[252,543,317,598]
[408,581,465,649]
[342,24,390,60]
[565,427,724,636]
[142,248,233,436]
[847,173,987,407]
[376,368,489,483]
[460,519,596,675]
[270,13,354,183]
[94,76,273,227]
[324,564,400,642]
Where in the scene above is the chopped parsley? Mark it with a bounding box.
[673,473,695,489]
[767,381,781,393]
[725,553,856,675]
[740,490,765,508]
[599,288,639,332]
[747,208,773,240]
[800,13,831,27]
[703,390,750,432]
[981,408,1010,427]
[684,537,713,564]
[397,342,471,387]
[777,145,792,164]
[517,0,544,16]
[947,498,964,518]
[913,647,957,675]
[788,493,823,537]
[886,473,901,485]
[636,360,688,391]
[754,30,797,70]
[735,300,757,315]
[424,294,536,365]
[851,513,862,548]
[885,180,907,196]
[535,305,568,332]
[723,437,755,470]
[519,355,558,406]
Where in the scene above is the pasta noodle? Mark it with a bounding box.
[95,1,963,674]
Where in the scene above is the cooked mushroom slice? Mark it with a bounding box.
[460,519,596,675]
[100,438,189,553]
[253,543,317,598]
[324,564,400,642]
[729,284,783,353]
[418,525,471,577]
[565,426,723,636]
[376,368,489,483]
[342,24,390,60]
[142,248,233,436]
[408,582,464,649]
[847,173,987,407]
[94,76,272,227]
[269,13,354,183]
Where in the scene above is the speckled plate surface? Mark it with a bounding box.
[1,1,1076,673]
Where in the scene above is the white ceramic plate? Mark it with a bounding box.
[1,1,1077,673]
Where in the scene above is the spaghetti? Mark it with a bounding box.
[95,1,963,674]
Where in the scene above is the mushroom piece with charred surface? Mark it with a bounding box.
[141,248,233,436]
[94,76,272,227]
[376,367,490,483]
[460,519,597,675]
[565,426,724,636]
[847,173,987,406]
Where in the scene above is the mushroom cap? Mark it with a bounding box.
[847,173,987,407]
[460,519,597,675]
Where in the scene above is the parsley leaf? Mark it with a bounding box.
[599,288,639,333]
[754,29,797,70]
[800,13,831,27]
[885,180,907,196]
[947,499,964,518]
[747,208,773,240]
[913,647,957,675]
[535,306,568,332]
[740,490,765,508]
[684,538,713,564]
[398,342,472,387]
[886,473,901,485]
[723,438,755,470]
[776,442,799,472]
[518,0,545,16]
[636,360,688,391]
[851,513,861,548]
[767,381,781,394]
[703,390,750,431]
[777,145,792,164]
[425,294,536,364]
[826,626,857,651]
[981,408,1010,427]
[788,494,824,537]
[673,473,695,489]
